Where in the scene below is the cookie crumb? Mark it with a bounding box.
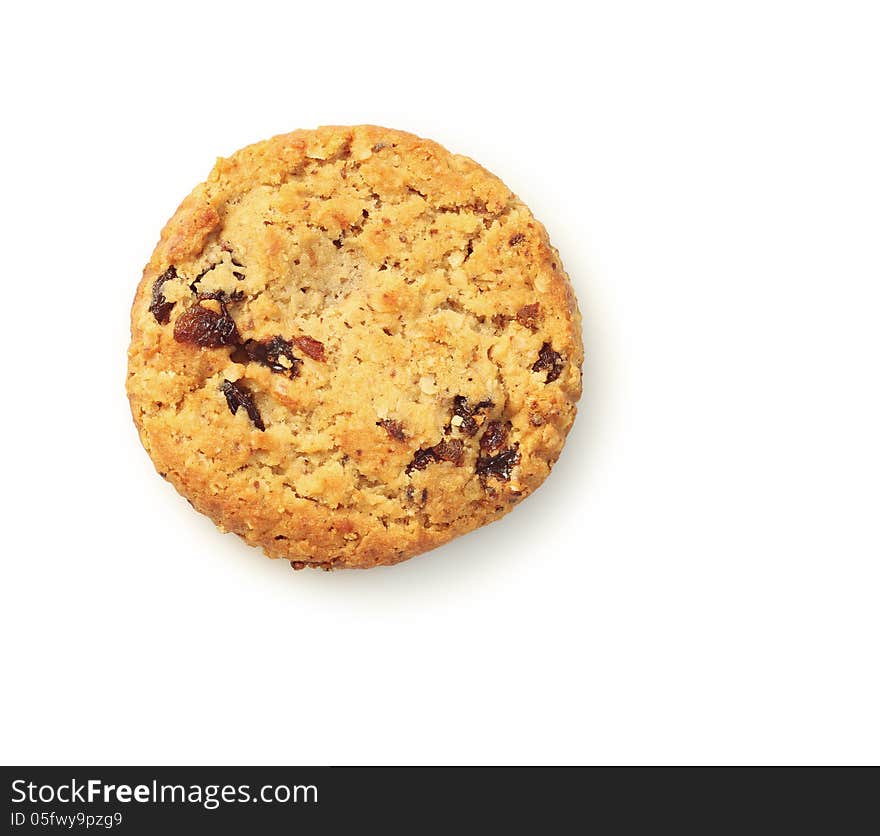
[419,375,438,394]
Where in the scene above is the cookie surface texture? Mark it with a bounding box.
[127,125,583,569]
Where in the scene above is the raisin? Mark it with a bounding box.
[516,303,541,330]
[532,342,564,383]
[232,271,245,281]
[235,336,302,377]
[476,445,520,482]
[492,313,512,332]
[406,447,437,474]
[221,379,265,431]
[452,396,471,429]
[508,232,526,246]
[378,419,406,441]
[404,396,493,476]
[173,299,240,347]
[405,438,464,473]
[149,266,177,324]
[432,438,464,465]
[198,289,244,303]
[480,420,510,455]
[452,395,494,436]
[293,335,326,361]
[189,263,216,294]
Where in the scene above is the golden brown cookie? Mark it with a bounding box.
[127,125,583,569]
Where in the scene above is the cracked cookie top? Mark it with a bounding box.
[127,125,583,569]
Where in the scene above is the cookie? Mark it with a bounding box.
[127,126,583,569]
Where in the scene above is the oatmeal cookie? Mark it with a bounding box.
[127,125,583,569]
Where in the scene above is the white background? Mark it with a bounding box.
[2,1,878,765]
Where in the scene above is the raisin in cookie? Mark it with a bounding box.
[127,126,583,569]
